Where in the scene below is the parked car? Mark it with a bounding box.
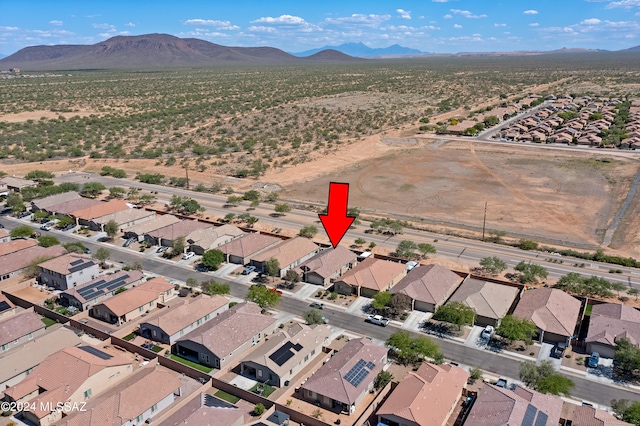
[496,378,508,388]
[62,224,75,231]
[406,261,419,271]
[123,238,136,247]
[182,251,196,260]
[194,263,208,272]
[551,342,567,359]
[0,223,4,228]
[156,246,169,253]
[481,325,494,340]
[18,211,31,219]
[242,265,257,275]
[366,314,390,327]
[84,247,91,254]
[587,352,600,368]
[322,316,329,324]
[310,302,324,310]
[40,224,52,231]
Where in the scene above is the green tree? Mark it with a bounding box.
[284,269,300,285]
[628,288,639,300]
[94,247,111,266]
[614,338,640,374]
[171,236,187,257]
[433,302,476,330]
[265,192,279,202]
[223,213,236,223]
[247,285,280,309]
[374,370,394,389]
[304,309,325,325]
[249,199,260,209]
[396,240,417,258]
[63,242,86,254]
[468,367,483,385]
[518,360,572,395]
[488,230,506,243]
[10,225,34,239]
[25,170,54,180]
[385,331,440,365]
[6,193,25,213]
[515,261,548,284]
[81,182,106,197]
[496,315,537,344]
[243,190,260,201]
[483,115,500,127]
[246,216,259,227]
[264,258,281,279]
[274,203,291,215]
[104,219,119,240]
[371,291,392,311]
[537,374,575,396]
[108,186,126,199]
[253,403,265,416]
[33,210,49,221]
[417,243,436,258]
[201,249,224,271]
[519,239,539,251]
[186,278,198,288]
[201,281,230,295]
[354,237,366,246]
[54,215,73,228]
[622,402,640,425]
[226,195,243,206]
[38,235,59,247]
[479,256,508,275]
[611,281,627,297]
[299,225,318,239]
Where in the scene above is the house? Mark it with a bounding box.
[0,325,81,390]
[586,303,640,358]
[56,364,182,426]
[40,197,102,216]
[567,404,634,426]
[30,191,82,212]
[218,232,281,265]
[0,309,45,352]
[294,246,358,286]
[91,277,175,325]
[447,278,520,327]
[69,199,130,229]
[158,393,244,426]
[58,270,145,311]
[376,362,469,426]
[334,257,407,297]
[466,384,562,426]
[0,294,16,319]
[0,176,36,193]
[186,224,245,255]
[3,345,133,426]
[145,219,209,247]
[173,302,276,370]
[0,239,37,257]
[390,264,462,312]
[300,338,388,413]
[513,288,582,344]
[249,236,319,277]
[122,214,181,241]
[138,294,229,344]
[240,323,332,387]
[0,245,66,281]
[91,207,156,232]
[38,253,100,290]
[0,229,11,243]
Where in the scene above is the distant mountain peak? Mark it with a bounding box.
[293,42,425,58]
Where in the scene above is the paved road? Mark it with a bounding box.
[1,217,638,406]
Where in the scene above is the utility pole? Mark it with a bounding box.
[482,201,487,241]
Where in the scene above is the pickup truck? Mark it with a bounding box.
[366,314,390,327]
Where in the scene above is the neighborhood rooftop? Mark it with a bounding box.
[96,277,173,317]
[513,287,582,337]
[586,303,640,347]
[142,294,228,337]
[0,310,44,347]
[294,246,358,278]
[0,245,67,278]
[0,239,37,257]
[70,199,130,221]
[62,270,144,303]
[448,277,520,321]
[38,253,96,276]
[158,393,244,426]
[250,236,318,266]
[338,257,407,292]
[391,264,463,305]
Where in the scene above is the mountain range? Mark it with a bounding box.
[0,33,363,71]
[293,42,425,57]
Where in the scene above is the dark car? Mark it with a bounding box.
[587,352,600,368]
[123,238,136,247]
[84,247,92,254]
[0,223,4,229]
[310,302,324,310]
[551,342,567,359]
[18,211,31,219]
[62,224,75,231]
[0,208,11,216]
[195,263,208,272]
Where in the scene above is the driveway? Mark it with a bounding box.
[538,343,562,369]
[465,325,488,348]
[345,296,370,315]
[212,263,241,277]
[401,311,432,332]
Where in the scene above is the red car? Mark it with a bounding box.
[269,288,283,295]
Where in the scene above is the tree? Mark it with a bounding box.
[171,236,186,257]
[38,235,59,247]
[374,371,393,389]
[139,194,156,205]
[246,216,259,227]
[223,213,236,223]
[247,285,280,309]
[519,239,539,251]
[496,315,537,344]
[264,258,281,279]
[514,261,548,284]
[201,281,230,295]
[81,182,106,197]
[433,302,475,330]
[488,230,506,243]
[396,240,417,258]
[304,309,325,325]
[23,255,55,279]
[108,186,126,199]
[54,215,73,228]
[479,256,508,275]
[243,190,260,201]
[186,278,198,288]
[250,199,260,209]
[417,243,436,258]
[253,403,265,416]
[265,192,279,202]
[201,249,224,270]
[63,242,86,254]
[284,269,300,285]
[484,115,500,127]
[94,247,111,266]
[226,195,243,206]
[6,193,25,213]
[354,237,366,246]
[372,291,392,311]
[33,210,49,221]
[518,360,573,395]
[468,367,483,385]
[104,219,119,240]
[537,374,575,396]
[388,293,412,317]
[299,225,318,239]
[25,170,54,180]
[611,281,627,298]
[10,225,34,239]
[612,400,640,425]
[385,331,441,365]
[274,203,291,215]
[614,338,640,374]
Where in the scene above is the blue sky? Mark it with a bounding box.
[1,0,639,55]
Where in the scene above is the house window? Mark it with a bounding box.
[28,333,33,340]
[137,415,143,423]
[257,369,263,378]
[197,319,202,325]
[304,355,309,362]
[149,302,153,307]
[166,290,171,295]
[205,314,210,321]
[311,349,315,356]
[84,389,92,399]
[2,344,9,351]
[139,306,144,312]
[151,404,157,412]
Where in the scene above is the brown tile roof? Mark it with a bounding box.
[242,323,332,377]
[0,293,15,313]
[251,236,318,266]
[466,384,562,426]
[377,362,468,425]
[70,199,129,221]
[0,238,37,257]
[0,245,66,277]
[147,219,209,241]
[0,309,44,347]
[159,393,244,426]
[0,229,8,239]
[92,208,155,226]
[4,345,131,403]
[38,253,96,275]
[337,257,407,292]
[122,214,181,235]
[294,246,358,279]
[62,270,145,303]
[56,365,182,426]
[513,288,581,337]
[572,405,633,426]
[218,232,281,258]
[97,277,173,316]
[0,176,36,189]
[45,197,103,215]
[448,278,519,320]
[31,191,81,210]
[391,264,462,305]
[142,294,228,337]
[301,338,387,406]
[177,302,275,358]
[586,303,640,347]
[186,224,245,248]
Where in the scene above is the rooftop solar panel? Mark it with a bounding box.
[69,259,84,266]
[534,412,548,426]
[78,346,112,360]
[343,359,374,388]
[72,274,132,301]
[0,301,11,312]
[269,341,303,366]
[203,394,236,409]
[522,404,538,426]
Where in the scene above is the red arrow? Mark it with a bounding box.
[319,182,355,248]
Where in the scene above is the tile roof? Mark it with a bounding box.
[96,277,173,317]
[147,219,209,241]
[92,207,155,226]
[0,245,66,276]
[186,224,245,248]
[301,338,387,406]
[38,253,96,275]
[294,246,358,279]
[177,302,275,358]
[122,214,181,236]
[158,393,244,426]
[0,310,44,347]
[513,288,581,337]
[56,365,182,426]
[0,229,8,239]
[465,384,562,426]
[45,197,103,215]
[251,236,318,266]
[572,405,633,426]
[391,264,462,305]
[70,199,130,221]
[141,294,228,337]
[0,176,36,189]
[376,363,468,426]
[448,278,520,320]
[0,238,37,257]
[31,191,82,210]
[586,303,640,347]
[61,270,145,303]
[218,232,281,258]
[337,257,407,292]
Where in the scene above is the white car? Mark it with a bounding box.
[481,325,494,340]
[366,314,390,327]
[182,251,196,260]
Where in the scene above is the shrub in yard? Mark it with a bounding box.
[253,403,265,416]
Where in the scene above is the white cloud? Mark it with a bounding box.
[397,9,412,19]
[432,0,451,2]
[529,22,539,26]
[0,26,19,31]
[581,18,602,24]
[451,9,487,19]
[98,31,130,38]
[494,23,506,27]
[124,22,135,27]
[443,14,453,19]
[252,15,308,25]
[92,23,115,29]
[49,20,63,26]
[454,24,463,28]
[246,25,278,33]
[523,10,539,14]
[183,19,239,30]
[324,14,391,27]
[606,0,640,8]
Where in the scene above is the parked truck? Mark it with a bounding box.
[366,314,390,327]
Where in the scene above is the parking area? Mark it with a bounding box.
[464,325,489,348]
[538,343,563,368]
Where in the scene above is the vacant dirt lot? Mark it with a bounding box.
[282,140,639,251]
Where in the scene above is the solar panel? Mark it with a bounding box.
[69,259,84,266]
[68,260,95,274]
[74,274,132,301]
[343,359,374,388]
[203,394,236,409]
[78,346,112,360]
[535,412,548,426]
[269,341,303,366]
[522,404,538,426]
[0,301,11,312]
